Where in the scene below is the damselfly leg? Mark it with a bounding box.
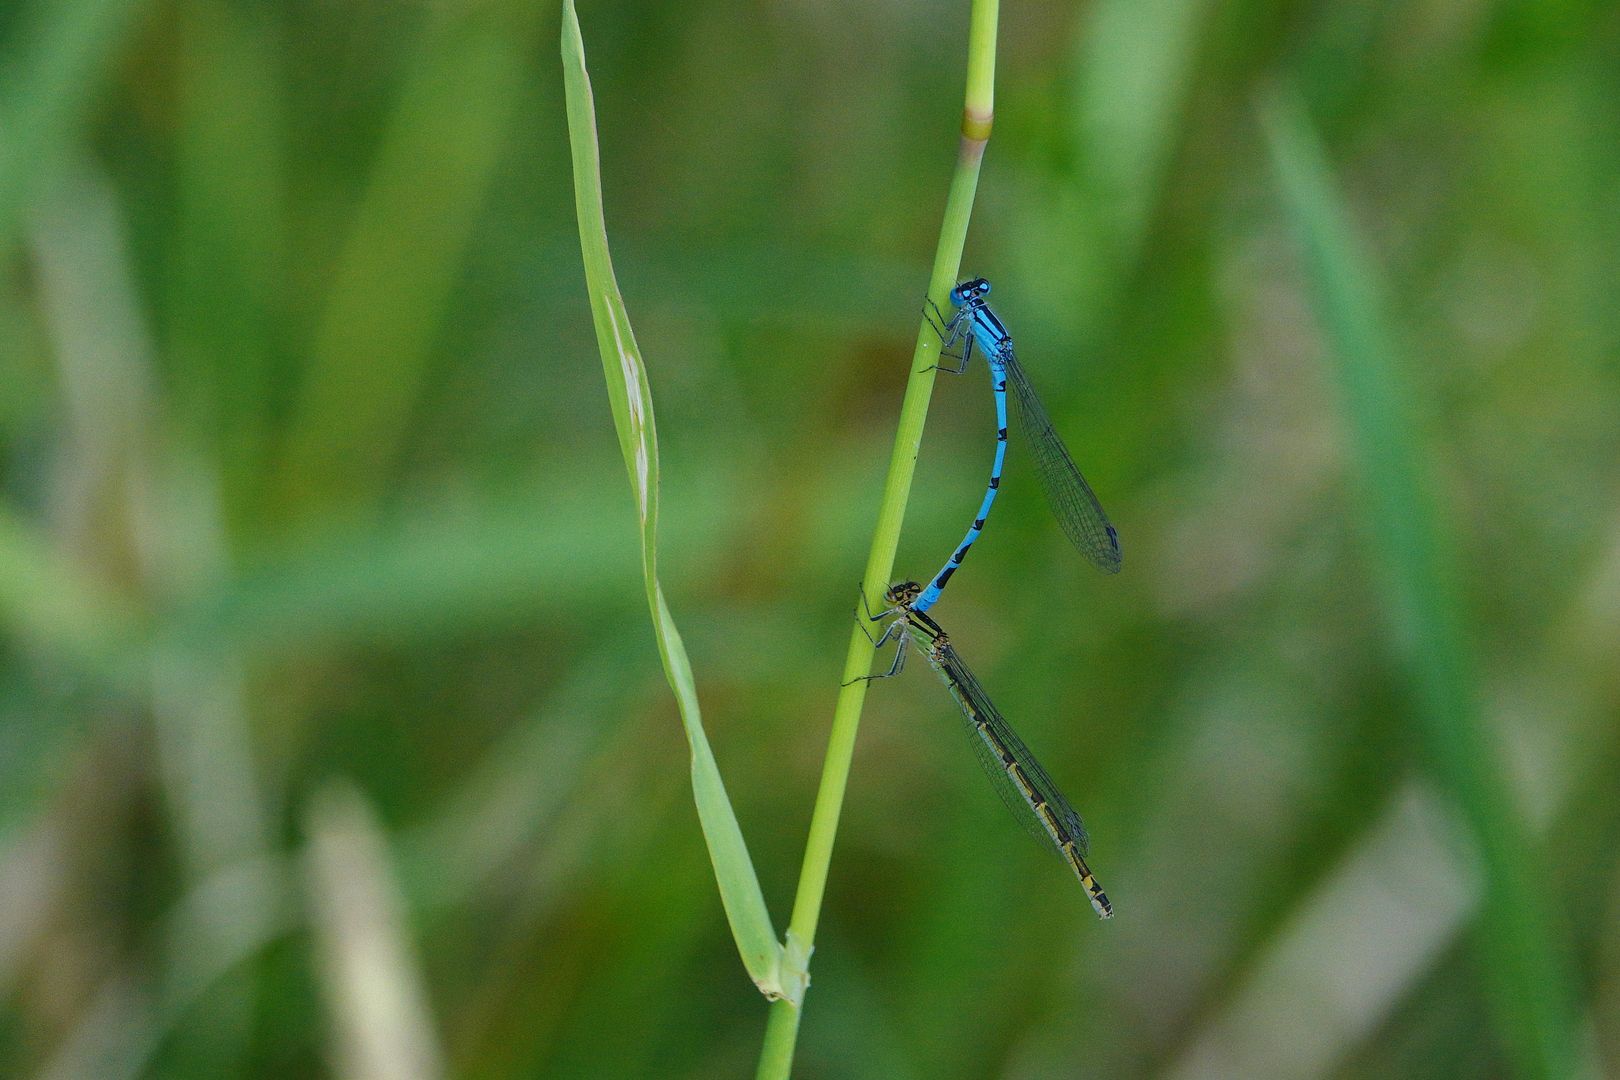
[846,584,920,685]
[922,295,975,375]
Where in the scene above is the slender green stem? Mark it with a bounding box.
[755,5,998,1076]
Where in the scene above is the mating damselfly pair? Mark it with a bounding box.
[862,278,1118,919]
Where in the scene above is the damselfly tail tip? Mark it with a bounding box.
[1083,877,1113,920]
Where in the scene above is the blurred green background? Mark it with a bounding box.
[3,0,1619,1076]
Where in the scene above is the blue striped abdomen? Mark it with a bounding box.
[913,350,1010,613]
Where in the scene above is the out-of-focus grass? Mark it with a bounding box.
[277,1,541,518]
[0,507,133,667]
[1263,87,1581,1079]
[304,782,444,1080]
[0,0,144,248]
[1,0,1618,1077]
[169,0,287,523]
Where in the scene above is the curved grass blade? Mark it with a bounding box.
[1002,350,1122,573]
[560,0,785,1001]
[1262,87,1583,1080]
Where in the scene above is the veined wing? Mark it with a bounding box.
[920,636,1091,857]
[1001,349,1122,574]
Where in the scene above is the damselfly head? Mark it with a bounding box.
[885,581,922,607]
[950,278,991,307]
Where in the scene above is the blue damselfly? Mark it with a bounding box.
[912,278,1120,614]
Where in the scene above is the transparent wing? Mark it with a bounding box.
[919,636,1090,857]
[1001,348,1122,574]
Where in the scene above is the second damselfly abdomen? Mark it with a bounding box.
[863,581,1113,919]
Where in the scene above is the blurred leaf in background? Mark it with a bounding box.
[1,1,1618,1078]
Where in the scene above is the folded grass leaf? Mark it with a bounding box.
[560,0,785,1002]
